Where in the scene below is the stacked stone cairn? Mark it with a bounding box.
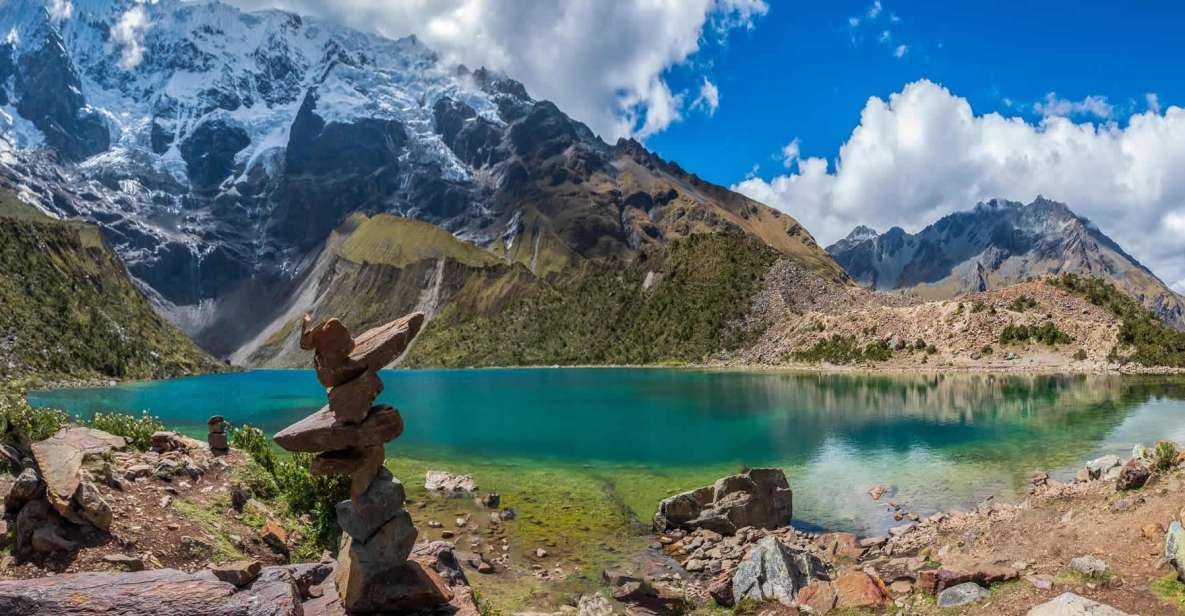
[273,312,436,612]
[207,415,229,455]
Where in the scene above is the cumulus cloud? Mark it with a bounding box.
[691,77,720,116]
[1147,92,1162,114]
[1033,92,1114,119]
[893,44,907,58]
[733,80,1185,292]
[224,0,766,140]
[780,138,800,168]
[110,5,149,69]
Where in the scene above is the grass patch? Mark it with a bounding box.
[171,498,247,563]
[1152,572,1185,611]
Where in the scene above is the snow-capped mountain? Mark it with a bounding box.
[826,197,1185,328]
[0,0,840,356]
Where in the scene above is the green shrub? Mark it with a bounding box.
[1007,295,1039,312]
[1050,273,1185,367]
[792,335,894,364]
[234,461,279,500]
[1000,322,1072,346]
[925,344,938,354]
[1073,349,1088,361]
[89,411,165,451]
[914,338,927,351]
[230,425,277,474]
[971,301,987,313]
[0,392,67,450]
[1151,441,1179,472]
[980,345,994,355]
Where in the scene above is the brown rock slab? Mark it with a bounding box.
[303,318,365,388]
[337,540,443,613]
[916,560,1018,594]
[208,431,229,451]
[211,559,263,588]
[31,437,85,518]
[349,312,425,371]
[834,569,891,609]
[328,371,384,424]
[796,580,837,614]
[207,416,226,433]
[273,404,403,453]
[0,568,302,615]
[262,519,288,556]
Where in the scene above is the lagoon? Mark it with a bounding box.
[27,369,1185,536]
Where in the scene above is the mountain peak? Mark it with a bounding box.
[843,225,879,243]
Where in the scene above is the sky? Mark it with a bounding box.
[221,0,1185,291]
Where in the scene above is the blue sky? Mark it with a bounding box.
[647,0,1182,188]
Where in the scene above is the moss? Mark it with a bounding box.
[171,498,247,563]
[1151,572,1185,611]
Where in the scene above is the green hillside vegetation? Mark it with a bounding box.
[338,214,501,268]
[404,232,780,366]
[1049,273,1185,367]
[0,191,223,380]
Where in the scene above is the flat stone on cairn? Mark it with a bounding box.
[207,416,228,454]
[273,311,432,612]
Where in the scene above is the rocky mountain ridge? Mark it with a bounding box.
[826,197,1185,329]
[0,0,842,360]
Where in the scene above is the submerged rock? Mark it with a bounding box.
[425,470,478,494]
[654,468,793,535]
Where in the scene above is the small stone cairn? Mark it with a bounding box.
[272,312,428,612]
[207,415,228,455]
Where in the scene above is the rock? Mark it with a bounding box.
[103,553,145,571]
[868,484,888,500]
[0,567,303,615]
[336,468,407,542]
[208,416,227,434]
[655,468,792,535]
[348,313,425,372]
[915,560,1018,594]
[413,541,468,587]
[576,593,614,616]
[310,444,385,499]
[210,559,263,587]
[1166,521,1185,581]
[181,536,214,560]
[337,555,451,613]
[1026,592,1134,616]
[731,536,826,606]
[707,572,734,607]
[31,524,75,555]
[1116,459,1150,490]
[1067,556,1107,578]
[889,579,913,594]
[425,470,478,494]
[70,480,113,530]
[4,467,44,512]
[833,569,891,609]
[795,580,837,613]
[1026,574,1055,590]
[327,371,384,424]
[151,431,184,452]
[208,432,229,452]
[31,435,87,517]
[230,483,249,511]
[535,547,548,558]
[936,582,989,608]
[602,570,685,613]
[1085,455,1121,479]
[499,507,517,521]
[262,519,289,555]
[301,317,365,388]
[124,464,154,480]
[272,404,403,453]
[266,562,334,600]
[477,492,501,509]
[818,532,862,561]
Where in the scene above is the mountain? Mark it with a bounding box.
[0,0,844,363]
[826,197,1185,328]
[0,188,222,379]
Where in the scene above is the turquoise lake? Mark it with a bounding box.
[27,369,1185,534]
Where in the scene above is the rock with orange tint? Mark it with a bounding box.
[273,405,403,453]
[348,313,425,371]
[833,569,891,610]
[328,371,384,424]
[795,580,837,613]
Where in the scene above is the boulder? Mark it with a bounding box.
[4,467,44,512]
[707,572,734,607]
[1116,459,1150,491]
[103,553,145,571]
[425,470,478,494]
[602,570,685,613]
[1067,556,1107,578]
[348,313,425,371]
[208,432,229,452]
[833,569,891,610]
[336,469,407,542]
[0,568,302,615]
[795,580,837,614]
[338,511,417,571]
[915,560,1018,594]
[655,468,792,535]
[1167,521,1185,582]
[211,560,263,588]
[31,427,126,521]
[1025,592,1134,616]
[731,536,827,606]
[272,404,403,453]
[337,555,450,613]
[261,519,288,556]
[936,582,989,608]
[71,480,113,530]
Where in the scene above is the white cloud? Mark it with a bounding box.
[1033,92,1114,119]
[691,77,720,117]
[1147,92,1162,114]
[866,1,882,19]
[46,0,73,22]
[893,44,907,58]
[780,138,800,168]
[733,79,1185,292]
[110,5,149,69]
[224,0,767,141]
[849,2,908,59]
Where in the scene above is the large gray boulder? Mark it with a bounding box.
[731,536,827,606]
[654,468,792,535]
[1025,592,1133,615]
[1167,521,1185,581]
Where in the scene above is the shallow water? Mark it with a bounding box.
[28,369,1185,534]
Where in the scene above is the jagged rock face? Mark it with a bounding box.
[0,0,840,359]
[827,197,1185,328]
